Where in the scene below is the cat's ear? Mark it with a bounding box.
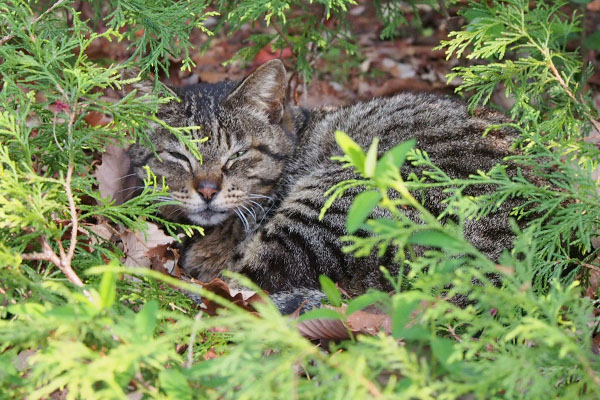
[225,59,287,124]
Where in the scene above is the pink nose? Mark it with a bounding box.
[197,180,220,201]
[198,187,218,200]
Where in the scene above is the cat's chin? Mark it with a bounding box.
[186,210,230,226]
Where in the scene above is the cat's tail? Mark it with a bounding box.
[183,287,326,315]
[269,288,326,314]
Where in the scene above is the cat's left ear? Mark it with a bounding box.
[225,59,287,124]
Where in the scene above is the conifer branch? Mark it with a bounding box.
[0,0,70,46]
[548,58,600,134]
[21,236,84,287]
[20,96,84,289]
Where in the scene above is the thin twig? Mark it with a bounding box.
[21,237,84,287]
[437,0,450,20]
[186,311,203,368]
[271,21,297,63]
[446,324,463,342]
[64,163,79,265]
[548,58,600,133]
[0,34,13,47]
[20,88,87,291]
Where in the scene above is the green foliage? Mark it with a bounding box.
[1,0,600,399]
[438,0,600,288]
[213,0,439,82]
[440,0,598,139]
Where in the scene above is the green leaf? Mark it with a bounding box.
[347,191,382,234]
[45,305,80,321]
[364,138,379,178]
[346,291,387,315]
[159,368,192,400]
[584,31,600,50]
[99,268,117,309]
[374,139,416,179]
[319,275,342,307]
[135,300,158,339]
[391,297,422,339]
[431,338,459,371]
[408,230,466,252]
[297,308,343,322]
[334,130,366,175]
[462,8,489,22]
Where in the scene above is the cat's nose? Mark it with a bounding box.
[197,180,220,202]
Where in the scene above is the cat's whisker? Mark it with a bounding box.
[165,207,184,219]
[247,200,266,214]
[234,208,250,231]
[115,173,138,181]
[114,186,146,195]
[239,208,251,231]
[240,205,257,221]
[247,193,274,203]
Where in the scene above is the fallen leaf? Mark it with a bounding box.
[121,223,175,268]
[85,111,113,127]
[148,243,179,275]
[297,317,350,340]
[296,304,392,340]
[190,277,264,316]
[346,309,392,335]
[94,145,135,205]
[588,0,600,12]
[254,46,293,66]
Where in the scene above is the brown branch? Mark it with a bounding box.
[64,110,78,266]
[20,92,85,290]
[548,59,600,134]
[21,237,84,287]
[437,0,450,20]
[0,34,13,47]
[271,21,297,63]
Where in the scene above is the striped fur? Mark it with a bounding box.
[128,60,519,298]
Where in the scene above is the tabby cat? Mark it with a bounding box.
[128,59,519,311]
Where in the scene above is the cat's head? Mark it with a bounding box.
[128,60,299,227]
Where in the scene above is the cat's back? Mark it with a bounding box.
[291,92,515,179]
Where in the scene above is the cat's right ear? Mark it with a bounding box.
[224,59,287,124]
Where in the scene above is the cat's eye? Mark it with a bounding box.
[228,150,247,161]
[167,152,189,163]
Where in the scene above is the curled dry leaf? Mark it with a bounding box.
[190,277,264,316]
[296,305,392,341]
[297,316,350,340]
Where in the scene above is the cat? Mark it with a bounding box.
[128,59,520,312]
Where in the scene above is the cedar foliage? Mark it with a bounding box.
[1,0,599,398]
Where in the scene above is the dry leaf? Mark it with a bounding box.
[588,0,600,11]
[297,317,350,340]
[94,145,135,205]
[121,223,175,268]
[190,278,263,316]
[347,310,392,336]
[84,111,113,127]
[296,305,392,340]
